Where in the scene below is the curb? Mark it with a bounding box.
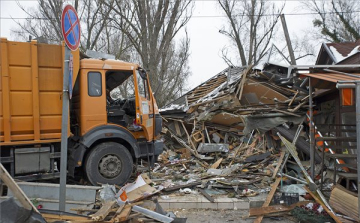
[158,195,266,210]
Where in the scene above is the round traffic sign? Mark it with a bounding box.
[61,4,81,51]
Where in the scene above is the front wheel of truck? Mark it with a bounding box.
[85,142,133,186]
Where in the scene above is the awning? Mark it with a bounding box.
[300,73,360,89]
[300,73,360,83]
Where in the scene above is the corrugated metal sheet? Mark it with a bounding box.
[301,73,360,83]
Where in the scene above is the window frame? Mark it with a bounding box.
[136,71,150,100]
[87,71,102,97]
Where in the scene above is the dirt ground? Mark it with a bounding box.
[171,209,296,223]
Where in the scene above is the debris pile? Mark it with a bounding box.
[1,62,358,223]
[158,65,311,194]
[156,64,358,222]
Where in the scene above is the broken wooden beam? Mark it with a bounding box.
[210,158,223,169]
[0,163,40,214]
[114,205,132,223]
[198,189,215,203]
[253,177,281,223]
[304,186,343,223]
[272,150,286,179]
[91,200,117,221]
[249,201,310,217]
[163,181,202,192]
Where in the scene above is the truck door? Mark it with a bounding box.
[134,69,154,141]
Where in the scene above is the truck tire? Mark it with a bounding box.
[275,126,322,164]
[85,142,133,186]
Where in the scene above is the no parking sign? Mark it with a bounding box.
[61,4,80,51]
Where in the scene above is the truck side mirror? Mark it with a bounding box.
[138,69,147,79]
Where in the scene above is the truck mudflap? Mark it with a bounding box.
[153,140,164,156]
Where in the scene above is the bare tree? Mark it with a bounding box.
[106,0,194,107]
[218,0,284,66]
[303,0,360,42]
[12,0,117,52]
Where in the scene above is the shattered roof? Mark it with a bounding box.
[160,66,247,113]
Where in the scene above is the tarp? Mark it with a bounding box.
[0,197,46,223]
[243,114,305,134]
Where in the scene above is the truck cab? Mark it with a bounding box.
[0,38,163,186]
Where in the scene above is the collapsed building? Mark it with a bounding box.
[159,41,360,222]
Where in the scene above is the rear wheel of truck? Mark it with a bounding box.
[85,142,133,186]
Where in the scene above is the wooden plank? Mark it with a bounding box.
[114,205,132,222]
[199,189,215,203]
[110,204,125,222]
[210,158,223,169]
[304,186,343,223]
[237,66,253,100]
[249,201,310,217]
[0,163,40,214]
[174,121,182,136]
[181,122,198,155]
[272,150,285,179]
[253,177,281,223]
[91,200,116,221]
[329,184,359,221]
[42,213,90,221]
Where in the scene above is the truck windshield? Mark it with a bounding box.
[106,71,134,101]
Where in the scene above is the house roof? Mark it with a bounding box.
[160,66,247,113]
[316,39,360,65]
[327,40,360,58]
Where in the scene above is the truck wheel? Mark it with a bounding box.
[85,142,133,186]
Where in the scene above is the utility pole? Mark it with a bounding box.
[280,14,296,65]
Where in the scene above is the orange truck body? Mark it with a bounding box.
[0,38,163,185]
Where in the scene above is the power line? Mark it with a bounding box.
[0,0,341,1]
[1,10,360,20]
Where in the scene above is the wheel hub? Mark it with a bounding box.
[98,154,122,178]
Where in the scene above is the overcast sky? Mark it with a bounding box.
[0,0,320,89]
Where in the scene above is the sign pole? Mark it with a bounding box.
[59,46,71,211]
[60,3,80,211]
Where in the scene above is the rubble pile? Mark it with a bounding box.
[154,64,357,222]
[1,64,358,223]
[158,65,311,193]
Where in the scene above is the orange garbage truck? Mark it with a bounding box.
[0,38,163,186]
